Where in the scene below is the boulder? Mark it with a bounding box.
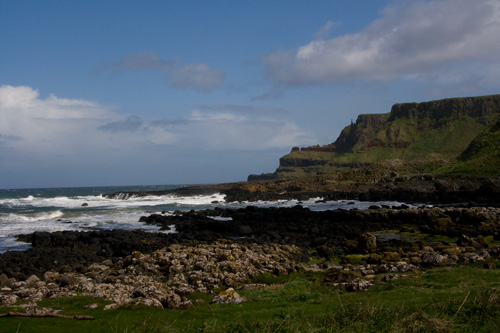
[421,252,449,266]
[346,278,374,292]
[0,293,18,305]
[238,225,252,235]
[211,288,246,305]
[165,292,182,309]
[360,233,377,253]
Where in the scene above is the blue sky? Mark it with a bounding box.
[1,0,499,188]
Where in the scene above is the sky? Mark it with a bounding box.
[1,0,500,189]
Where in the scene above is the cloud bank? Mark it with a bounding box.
[0,85,312,163]
[0,85,315,187]
[263,0,500,85]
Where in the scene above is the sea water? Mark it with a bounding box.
[0,185,415,253]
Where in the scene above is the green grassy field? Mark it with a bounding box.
[2,259,500,332]
[438,119,500,176]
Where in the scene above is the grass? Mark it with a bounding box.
[438,119,500,176]
[2,259,500,332]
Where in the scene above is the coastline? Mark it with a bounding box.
[1,173,500,329]
[105,173,500,206]
[1,201,499,308]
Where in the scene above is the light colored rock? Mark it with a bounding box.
[44,271,60,282]
[165,292,181,309]
[25,275,41,287]
[84,303,99,309]
[421,252,449,266]
[0,293,18,305]
[49,291,78,298]
[88,263,109,273]
[2,242,303,308]
[136,298,163,308]
[211,288,246,305]
[11,281,26,290]
[346,278,373,292]
[104,303,119,310]
[25,306,60,316]
[459,252,485,263]
[102,259,114,267]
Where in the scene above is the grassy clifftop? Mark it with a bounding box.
[439,118,500,175]
[271,94,500,178]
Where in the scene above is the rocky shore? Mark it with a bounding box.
[1,201,500,310]
[105,170,500,206]
[0,242,301,309]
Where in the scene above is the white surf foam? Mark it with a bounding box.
[1,192,226,210]
[0,187,421,254]
[218,198,419,211]
[1,210,65,222]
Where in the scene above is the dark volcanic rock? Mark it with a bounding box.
[0,230,185,280]
[2,205,500,282]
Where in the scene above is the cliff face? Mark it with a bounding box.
[334,114,390,153]
[263,94,500,179]
[388,95,500,121]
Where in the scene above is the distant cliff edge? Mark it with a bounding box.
[249,94,500,180]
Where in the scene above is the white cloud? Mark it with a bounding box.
[314,21,340,40]
[263,0,500,85]
[170,63,225,91]
[0,85,313,159]
[0,85,39,108]
[0,85,316,187]
[0,85,121,157]
[188,110,244,122]
[149,108,314,150]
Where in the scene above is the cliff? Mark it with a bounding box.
[388,95,500,121]
[254,94,500,179]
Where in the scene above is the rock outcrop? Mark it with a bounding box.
[0,242,301,309]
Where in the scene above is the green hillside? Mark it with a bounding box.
[265,95,500,179]
[439,119,500,175]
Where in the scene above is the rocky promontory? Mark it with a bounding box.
[262,94,500,178]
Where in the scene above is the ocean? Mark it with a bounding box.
[0,185,415,253]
